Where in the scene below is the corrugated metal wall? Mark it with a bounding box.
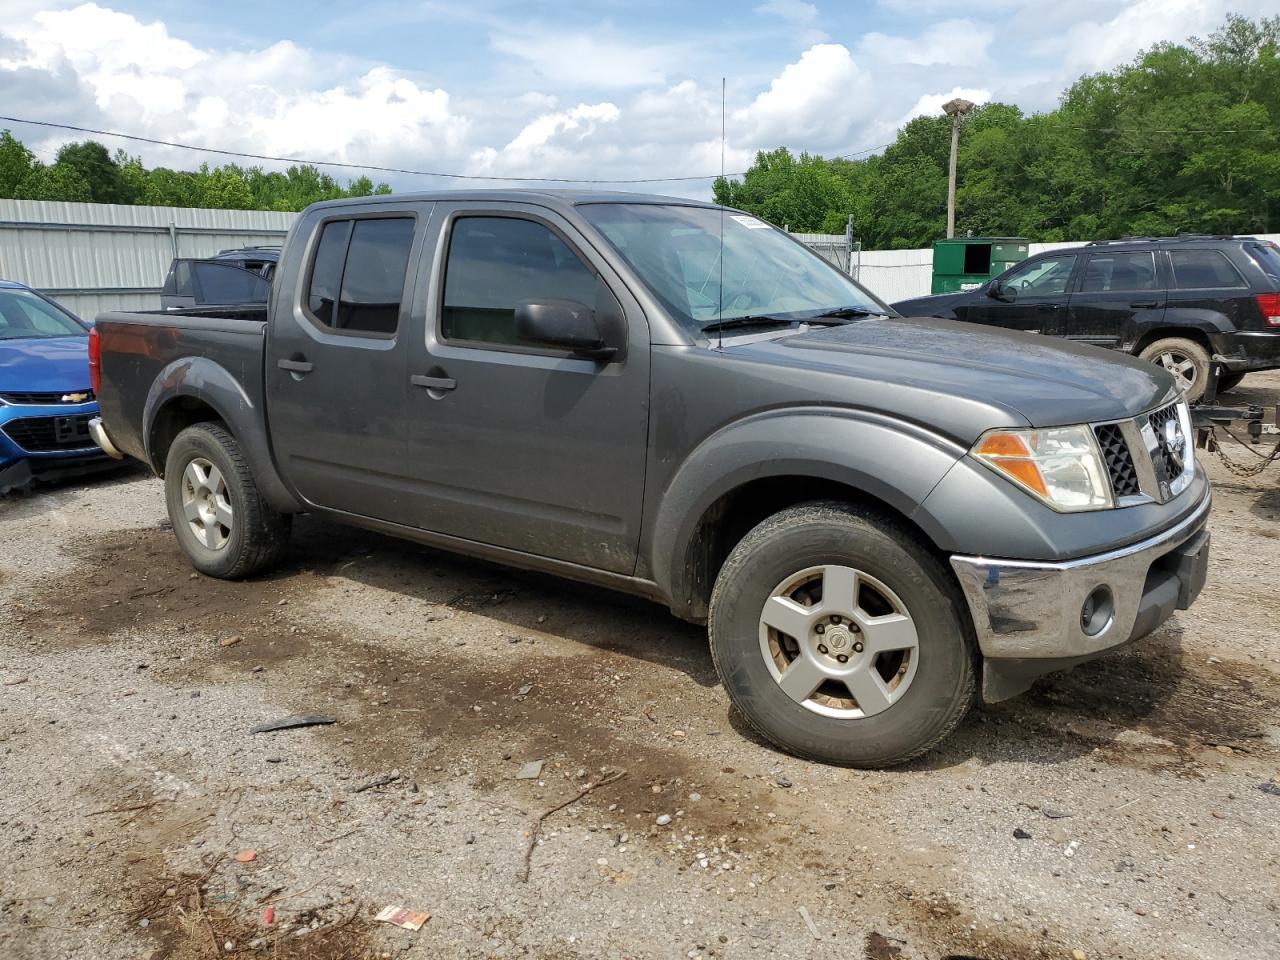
[0,200,296,320]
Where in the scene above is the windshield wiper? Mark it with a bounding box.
[700,313,860,335]
[803,306,882,321]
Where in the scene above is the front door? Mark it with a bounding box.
[403,203,651,574]
[965,253,1078,334]
[1064,249,1164,349]
[266,203,430,523]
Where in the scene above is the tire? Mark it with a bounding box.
[1216,371,1246,393]
[1138,337,1211,401]
[708,500,975,768]
[164,422,291,579]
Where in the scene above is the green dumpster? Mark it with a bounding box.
[931,237,1029,294]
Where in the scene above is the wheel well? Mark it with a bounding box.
[1133,327,1210,356]
[149,398,224,475]
[680,476,946,622]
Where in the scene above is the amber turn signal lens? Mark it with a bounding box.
[975,434,1032,458]
[987,457,1049,497]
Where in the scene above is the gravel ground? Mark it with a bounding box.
[2,373,1279,960]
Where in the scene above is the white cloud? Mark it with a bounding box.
[733,44,871,147]
[859,19,995,67]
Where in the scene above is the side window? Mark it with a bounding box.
[1004,255,1076,296]
[305,217,414,334]
[1169,249,1245,290]
[1080,251,1158,292]
[442,216,600,347]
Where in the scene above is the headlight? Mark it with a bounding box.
[972,424,1113,512]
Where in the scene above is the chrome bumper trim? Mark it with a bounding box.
[88,416,124,459]
[950,490,1211,659]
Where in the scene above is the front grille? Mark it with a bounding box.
[0,389,95,405]
[1,413,96,452]
[1094,422,1141,497]
[1147,402,1182,480]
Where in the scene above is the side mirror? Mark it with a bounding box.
[515,299,618,360]
[987,280,1016,303]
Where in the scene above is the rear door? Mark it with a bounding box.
[266,202,431,523]
[401,202,651,574]
[1063,249,1163,348]
[965,253,1078,333]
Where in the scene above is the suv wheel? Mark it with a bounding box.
[164,422,291,579]
[708,501,975,768]
[1138,337,1211,401]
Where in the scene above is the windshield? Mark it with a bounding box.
[578,203,886,337]
[0,288,86,340]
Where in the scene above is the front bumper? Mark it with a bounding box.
[951,488,1211,699]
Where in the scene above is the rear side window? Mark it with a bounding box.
[1169,249,1245,290]
[1080,251,1158,292]
[1246,243,1280,281]
[305,217,414,334]
[441,216,599,347]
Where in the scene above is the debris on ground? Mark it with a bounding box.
[515,760,545,780]
[520,769,626,882]
[797,905,820,939]
[2,675,29,686]
[375,905,430,931]
[1013,828,1032,840]
[350,770,401,793]
[1260,782,1280,797]
[249,714,337,734]
[234,850,258,863]
[1043,807,1073,819]
[219,635,243,647]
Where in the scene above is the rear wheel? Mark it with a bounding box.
[1138,337,1211,401]
[708,501,975,768]
[164,422,291,578]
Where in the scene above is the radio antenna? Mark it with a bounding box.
[717,76,725,352]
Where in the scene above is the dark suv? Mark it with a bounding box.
[160,246,279,311]
[894,236,1280,400]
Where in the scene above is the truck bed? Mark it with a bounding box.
[94,309,269,468]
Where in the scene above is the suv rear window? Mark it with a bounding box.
[306,217,414,335]
[1246,243,1280,281]
[1169,249,1245,289]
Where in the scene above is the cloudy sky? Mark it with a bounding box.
[0,0,1270,197]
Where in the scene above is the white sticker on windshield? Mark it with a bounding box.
[730,214,771,229]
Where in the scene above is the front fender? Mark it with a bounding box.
[647,408,968,617]
[143,356,301,513]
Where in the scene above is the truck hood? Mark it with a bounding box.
[726,316,1178,430]
[0,336,92,393]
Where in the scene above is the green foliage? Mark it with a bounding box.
[0,131,36,197]
[715,13,1280,248]
[0,133,393,211]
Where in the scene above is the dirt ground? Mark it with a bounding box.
[2,373,1279,960]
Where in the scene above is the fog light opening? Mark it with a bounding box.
[1080,586,1115,637]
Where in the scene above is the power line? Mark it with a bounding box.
[0,115,894,185]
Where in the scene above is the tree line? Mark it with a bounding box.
[714,14,1280,248]
[0,134,390,211]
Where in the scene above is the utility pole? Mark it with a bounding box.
[942,97,975,239]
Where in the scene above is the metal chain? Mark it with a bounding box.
[1207,427,1280,478]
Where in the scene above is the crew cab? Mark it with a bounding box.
[89,191,1211,767]
[894,236,1280,401]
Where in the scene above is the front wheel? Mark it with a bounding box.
[708,501,975,767]
[164,422,291,579]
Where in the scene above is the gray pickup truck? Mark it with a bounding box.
[89,190,1211,767]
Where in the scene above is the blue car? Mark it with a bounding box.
[0,280,114,493]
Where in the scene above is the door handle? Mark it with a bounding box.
[411,374,457,391]
[277,358,314,373]
[1035,303,1060,312]
[1129,300,1160,308]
